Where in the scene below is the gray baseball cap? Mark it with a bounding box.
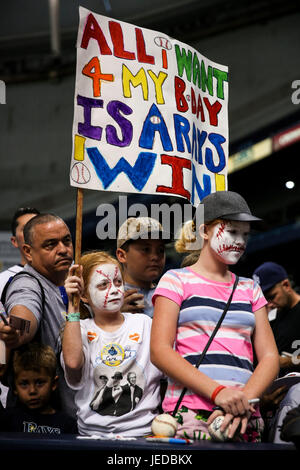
[200,191,261,223]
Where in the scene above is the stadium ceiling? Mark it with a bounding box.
[1,0,299,83]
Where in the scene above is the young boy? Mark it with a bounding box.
[116,217,168,318]
[0,343,77,434]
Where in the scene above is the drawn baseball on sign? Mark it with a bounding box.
[71,162,91,184]
[150,115,161,124]
[154,36,172,69]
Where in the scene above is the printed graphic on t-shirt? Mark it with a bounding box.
[87,331,97,342]
[129,332,140,342]
[90,341,145,417]
[23,421,61,434]
[101,343,125,366]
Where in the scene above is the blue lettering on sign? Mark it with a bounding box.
[139,103,173,151]
[205,133,226,173]
[173,114,191,153]
[191,126,206,164]
[191,163,211,204]
[87,148,157,191]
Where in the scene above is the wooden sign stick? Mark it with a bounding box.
[73,187,84,310]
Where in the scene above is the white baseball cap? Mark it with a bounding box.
[117,216,170,249]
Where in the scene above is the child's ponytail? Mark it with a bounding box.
[175,220,202,253]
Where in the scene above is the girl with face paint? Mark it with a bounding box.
[151,191,279,443]
[203,219,250,276]
[62,252,126,383]
[61,251,163,438]
[65,253,125,325]
[86,263,124,317]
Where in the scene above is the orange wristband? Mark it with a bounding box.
[211,385,226,404]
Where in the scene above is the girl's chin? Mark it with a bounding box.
[217,254,243,265]
[94,302,123,314]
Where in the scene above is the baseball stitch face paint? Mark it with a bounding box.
[88,264,124,312]
[210,221,250,265]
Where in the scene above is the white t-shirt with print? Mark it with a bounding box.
[61,313,162,437]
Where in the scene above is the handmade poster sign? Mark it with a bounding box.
[70,6,229,206]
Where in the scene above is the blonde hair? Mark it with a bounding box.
[175,220,201,254]
[175,218,225,254]
[175,220,201,267]
[79,251,122,318]
[180,251,201,267]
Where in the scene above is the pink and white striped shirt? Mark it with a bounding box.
[152,267,267,412]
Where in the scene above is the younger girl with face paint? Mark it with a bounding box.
[61,251,162,438]
[150,191,279,442]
